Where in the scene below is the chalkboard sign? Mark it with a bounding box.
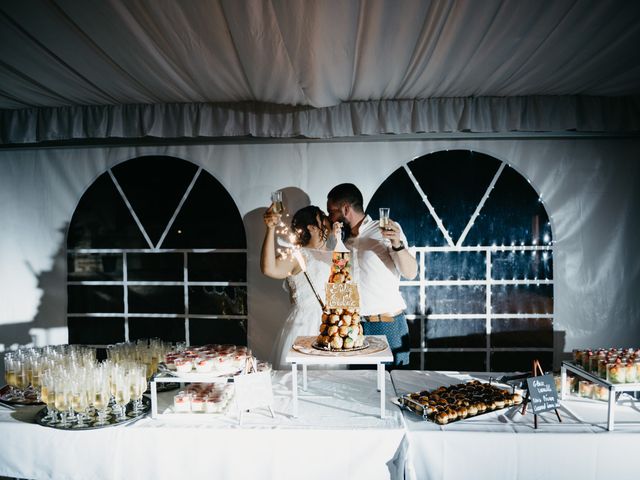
[526,374,560,414]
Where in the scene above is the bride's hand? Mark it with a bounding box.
[263,205,281,228]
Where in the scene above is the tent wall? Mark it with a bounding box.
[1,138,638,364]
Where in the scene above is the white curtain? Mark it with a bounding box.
[1,96,639,144]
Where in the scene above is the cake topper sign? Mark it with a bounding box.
[325,282,360,309]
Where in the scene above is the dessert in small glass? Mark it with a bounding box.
[173,392,191,412]
[578,380,593,398]
[624,360,637,383]
[592,384,609,401]
[606,359,626,384]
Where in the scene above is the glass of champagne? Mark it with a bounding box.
[54,379,70,427]
[379,207,391,230]
[271,190,284,214]
[40,372,58,424]
[71,381,89,428]
[128,367,145,417]
[93,378,110,426]
[28,356,43,401]
[3,353,18,399]
[114,371,131,422]
[14,358,28,401]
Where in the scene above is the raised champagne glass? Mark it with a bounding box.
[271,190,284,214]
[379,207,391,230]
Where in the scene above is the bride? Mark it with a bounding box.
[260,204,332,369]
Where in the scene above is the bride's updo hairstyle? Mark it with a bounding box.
[291,205,327,247]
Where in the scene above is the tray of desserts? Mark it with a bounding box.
[0,385,44,406]
[34,397,150,430]
[396,380,523,425]
[171,383,235,415]
[162,345,252,378]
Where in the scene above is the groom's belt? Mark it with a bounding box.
[363,310,403,322]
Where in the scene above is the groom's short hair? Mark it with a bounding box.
[327,183,364,213]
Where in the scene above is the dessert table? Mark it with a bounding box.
[391,370,640,480]
[0,370,407,480]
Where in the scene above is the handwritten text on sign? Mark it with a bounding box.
[526,374,560,414]
[325,283,360,309]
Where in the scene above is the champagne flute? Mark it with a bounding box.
[3,353,18,399]
[271,190,284,214]
[54,379,70,427]
[128,367,145,417]
[40,371,58,424]
[71,381,89,428]
[379,207,391,230]
[114,372,131,421]
[93,371,110,426]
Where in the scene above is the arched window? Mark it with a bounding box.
[367,150,553,372]
[67,156,247,346]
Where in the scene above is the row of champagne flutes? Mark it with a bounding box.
[40,359,147,428]
[3,344,152,428]
[3,344,95,402]
[106,338,176,381]
[42,360,147,428]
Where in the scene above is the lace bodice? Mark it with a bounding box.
[285,248,332,307]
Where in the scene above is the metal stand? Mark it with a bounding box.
[561,361,640,431]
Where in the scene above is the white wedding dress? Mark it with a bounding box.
[272,247,332,370]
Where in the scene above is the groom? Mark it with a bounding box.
[327,183,417,366]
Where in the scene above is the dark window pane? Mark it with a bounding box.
[464,165,552,247]
[426,319,486,348]
[492,285,553,314]
[424,352,486,372]
[492,251,553,280]
[426,251,486,280]
[189,253,247,282]
[366,167,446,247]
[491,318,553,348]
[163,173,246,249]
[112,156,199,247]
[408,352,422,370]
[426,286,485,314]
[128,253,183,281]
[490,351,553,373]
[407,317,421,349]
[67,285,123,313]
[67,172,148,249]
[128,286,184,314]
[189,319,247,346]
[407,150,501,244]
[129,317,186,343]
[400,286,420,315]
[189,286,247,315]
[68,254,123,281]
[68,317,124,345]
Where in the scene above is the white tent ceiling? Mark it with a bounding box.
[1,0,639,142]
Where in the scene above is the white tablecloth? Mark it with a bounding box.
[0,370,407,480]
[391,370,640,480]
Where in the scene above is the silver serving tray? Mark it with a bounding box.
[34,397,150,430]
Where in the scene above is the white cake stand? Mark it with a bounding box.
[285,335,393,419]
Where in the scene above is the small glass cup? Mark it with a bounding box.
[379,207,391,230]
[271,191,284,214]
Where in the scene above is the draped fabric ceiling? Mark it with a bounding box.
[1,0,640,143]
